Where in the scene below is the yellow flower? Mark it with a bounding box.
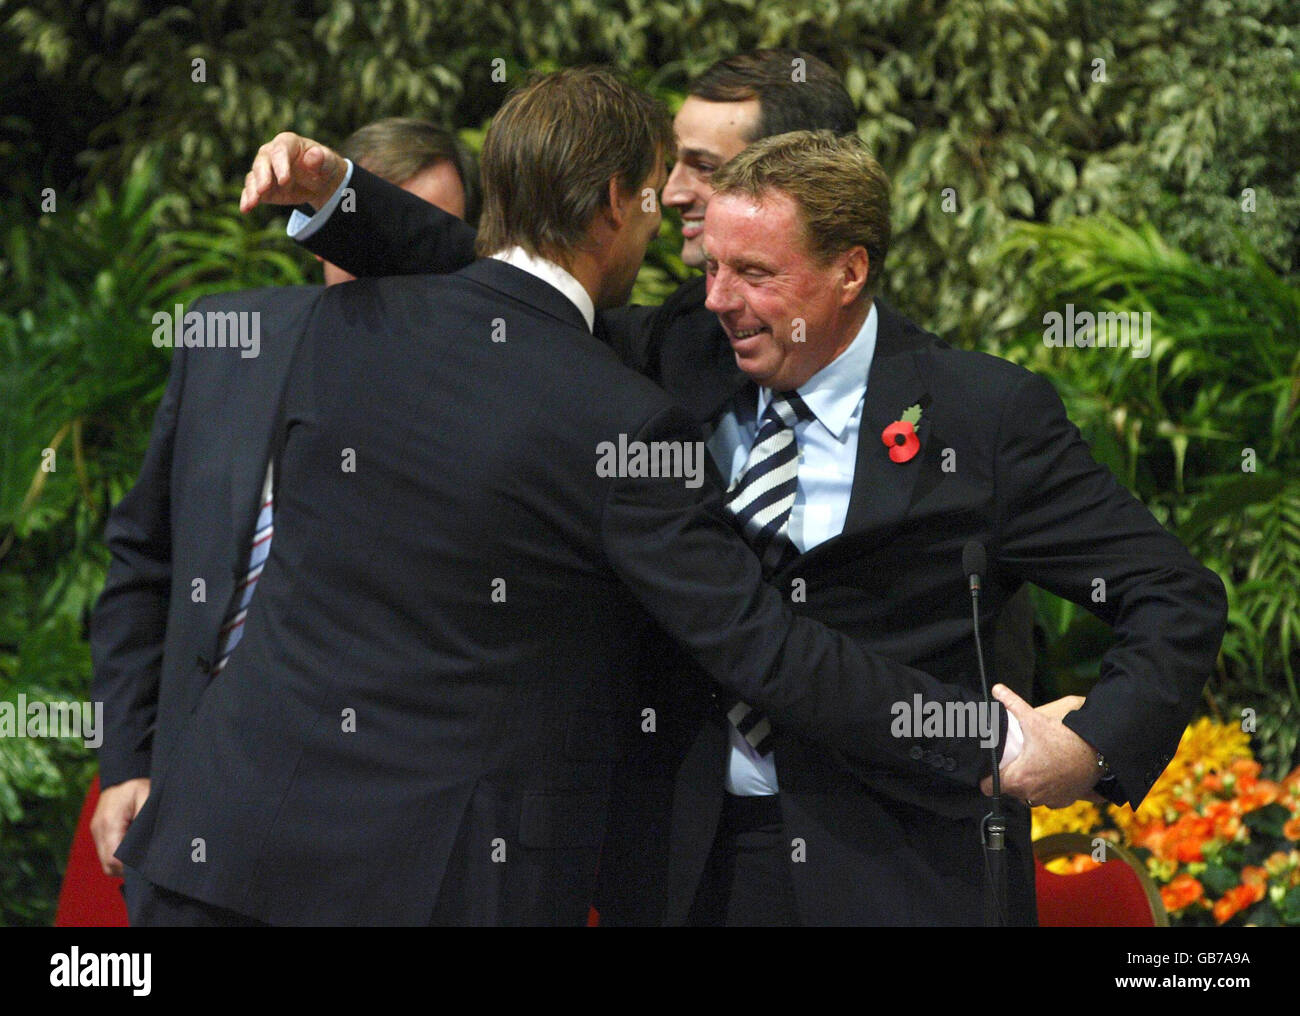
[1108,718,1253,837]
[1180,717,1252,774]
[1032,800,1102,840]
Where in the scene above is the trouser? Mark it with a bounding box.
[687,792,801,927]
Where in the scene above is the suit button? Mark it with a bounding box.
[909,747,923,761]
[196,655,210,671]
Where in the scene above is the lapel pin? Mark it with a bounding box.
[882,404,922,463]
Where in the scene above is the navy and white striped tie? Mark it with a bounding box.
[722,389,813,754]
[212,465,274,676]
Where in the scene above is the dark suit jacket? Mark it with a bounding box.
[298,169,1228,925]
[114,259,1013,926]
[628,282,1230,925]
[90,286,323,789]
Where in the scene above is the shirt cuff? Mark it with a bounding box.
[1001,713,1024,766]
[286,158,355,241]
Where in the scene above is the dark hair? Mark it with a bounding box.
[338,117,479,223]
[689,49,857,141]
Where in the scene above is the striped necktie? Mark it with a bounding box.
[721,389,813,754]
[212,464,274,676]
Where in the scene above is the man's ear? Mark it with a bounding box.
[839,246,870,305]
[604,175,630,231]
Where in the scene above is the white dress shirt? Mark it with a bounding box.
[708,304,878,795]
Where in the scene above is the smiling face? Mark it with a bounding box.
[702,189,871,391]
[661,96,759,268]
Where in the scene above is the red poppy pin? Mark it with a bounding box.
[881,404,922,463]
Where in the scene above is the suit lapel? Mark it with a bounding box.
[223,287,325,572]
[226,354,289,570]
[780,299,933,575]
[840,346,930,537]
[228,401,274,566]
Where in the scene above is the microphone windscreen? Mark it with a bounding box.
[962,540,987,580]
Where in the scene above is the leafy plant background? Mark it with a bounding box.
[2,0,1297,924]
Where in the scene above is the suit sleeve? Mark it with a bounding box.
[88,340,188,787]
[600,404,1005,789]
[992,371,1227,807]
[297,164,477,278]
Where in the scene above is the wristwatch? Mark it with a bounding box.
[1094,751,1120,800]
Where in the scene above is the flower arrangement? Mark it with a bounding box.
[1032,717,1300,926]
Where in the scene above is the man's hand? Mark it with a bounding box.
[240,132,347,213]
[89,777,151,877]
[980,685,1102,808]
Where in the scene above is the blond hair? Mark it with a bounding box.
[711,130,890,290]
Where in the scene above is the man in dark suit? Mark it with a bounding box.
[240,106,1226,924]
[87,120,474,901]
[649,132,1224,925]
[654,131,1226,924]
[113,68,1026,926]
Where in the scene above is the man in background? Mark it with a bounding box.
[87,120,472,916]
[312,117,476,285]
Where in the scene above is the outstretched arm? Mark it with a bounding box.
[602,403,1010,794]
[241,132,476,279]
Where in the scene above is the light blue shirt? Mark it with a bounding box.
[286,159,356,241]
[708,303,879,795]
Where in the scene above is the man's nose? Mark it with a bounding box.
[704,267,741,314]
[662,163,693,210]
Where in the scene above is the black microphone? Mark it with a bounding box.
[963,540,986,595]
[964,539,1007,927]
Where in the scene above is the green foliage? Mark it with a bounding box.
[1001,217,1300,774]
[5,1,1297,327]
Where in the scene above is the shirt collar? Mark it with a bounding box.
[757,300,878,440]
[490,246,596,332]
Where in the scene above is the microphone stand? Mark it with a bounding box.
[971,569,1009,927]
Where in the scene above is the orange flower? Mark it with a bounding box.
[1237,781,1281,812]
[1212,884,1257,925]
[1282,766,1300,792]
[1283,817,1300,841]
[1230,758,1262,781]
[1212,813,1242,840]
[1240,866,1269,902]
[1200,772,1224,794]
[1161,874,1204,912]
